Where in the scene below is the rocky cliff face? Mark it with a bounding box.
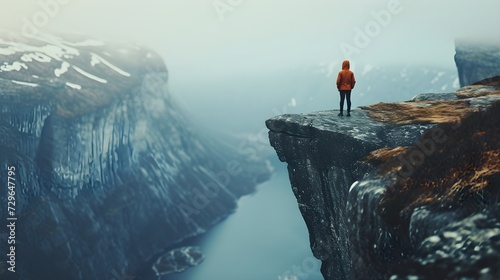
[266,108,431,278]
[0,32,270,280]
[267,76,500,278]
[455,39,500,87]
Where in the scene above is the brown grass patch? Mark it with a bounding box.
[455,86,500,99]
[448,149,500,194]
[455,76,500,98]
[361,100,474,125]
[378,100,500,228]
[363,147,408,166]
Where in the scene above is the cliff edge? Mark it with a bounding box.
[267,76,500,279]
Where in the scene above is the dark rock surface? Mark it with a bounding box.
[266,110,433,279]
[0,32,270,280]
[267,78,500,279]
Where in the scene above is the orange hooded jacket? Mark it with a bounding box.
[336,60,356,91]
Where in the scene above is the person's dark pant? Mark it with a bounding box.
[339,90,351,113]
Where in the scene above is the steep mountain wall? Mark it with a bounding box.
[455,39,500,86]
[267,78,500,279]
[266,110,430,278]
[0,32,270,280]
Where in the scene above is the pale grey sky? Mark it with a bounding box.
[2,0,500,89]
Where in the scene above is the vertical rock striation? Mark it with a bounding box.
[266,111,432,279]
[0,32,270,279]
[455,39,500,87]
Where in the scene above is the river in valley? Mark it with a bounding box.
[165,165,323,280]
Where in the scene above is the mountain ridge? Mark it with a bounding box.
[0,31,270,279]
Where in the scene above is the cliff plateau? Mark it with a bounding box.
[267,75,500,279]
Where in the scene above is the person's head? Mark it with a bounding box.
[342,60,350,70]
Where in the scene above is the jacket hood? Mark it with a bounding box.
[342,60,350,70]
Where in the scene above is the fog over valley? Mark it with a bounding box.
[2,1,499,132]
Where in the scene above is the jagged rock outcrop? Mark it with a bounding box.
[0,31,270,280]
[455,39,500,87]
[267,78,500,279]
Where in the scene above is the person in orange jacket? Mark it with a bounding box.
[336,60,356,117]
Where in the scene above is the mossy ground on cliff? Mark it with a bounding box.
[364,77,500,229]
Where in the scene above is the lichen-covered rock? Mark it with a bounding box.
[390,204,500,279]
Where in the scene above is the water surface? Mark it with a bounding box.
[165,166,323,280]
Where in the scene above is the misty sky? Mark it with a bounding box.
[2,0,500,130]
[3,1,500,72]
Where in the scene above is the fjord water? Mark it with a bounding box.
[165,166,323,280]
